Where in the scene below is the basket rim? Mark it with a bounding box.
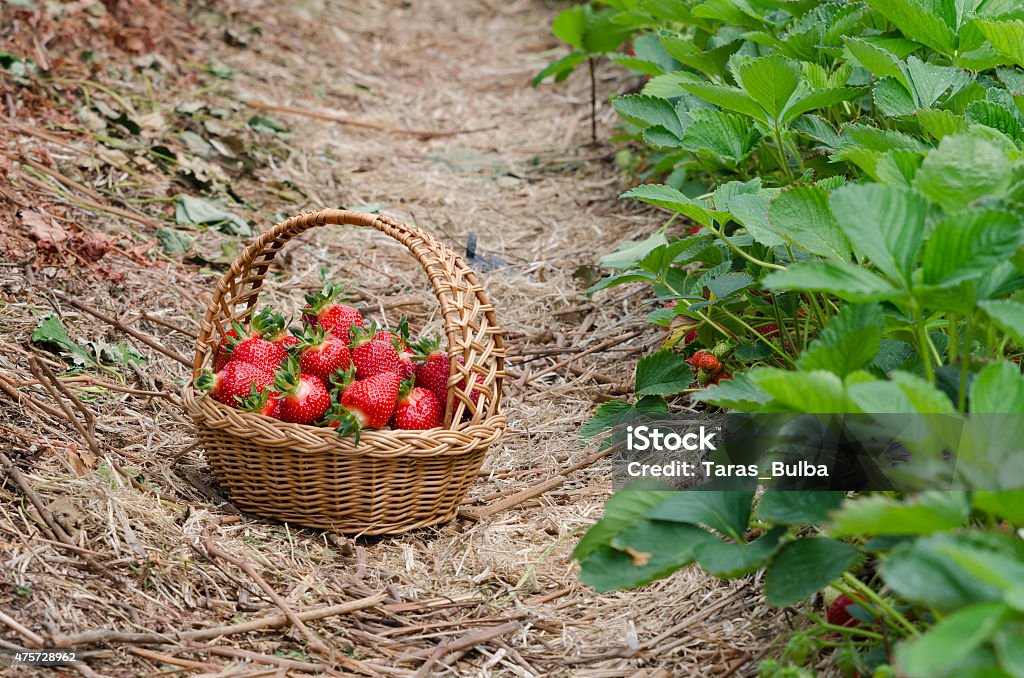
[184,387,507,458]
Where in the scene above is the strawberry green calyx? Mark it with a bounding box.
[328,365,357,398]
[194,369,215,393]
[303,283,349,314]
[348,320,378,348]
[236,385,275,413]
[324,402,364,445]
[396,316,410,344]
[250,306,286,338]
[411,333,443,361]
[294,324,328,351]
[398,376,416,400]
[273,355,302,397]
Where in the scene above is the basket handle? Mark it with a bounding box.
[191,209,504,427]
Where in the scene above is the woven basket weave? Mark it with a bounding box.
[182,209,506,535]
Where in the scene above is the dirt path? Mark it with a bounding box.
[0,0,788,674]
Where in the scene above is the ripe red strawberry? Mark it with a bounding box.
[275,332,301,351]
[411,335,451,405]
[236,386,283,419]
[708,371,732,386]
[379,317,415,379]
[686,224,701,236]
[688,350,722,373]
[327,369,402,443]
[295,326,353,384]
[273,357,331,425]
[683,328,698,345]
[756,323,779,338]
[350,324,402,379]
[826,594,861,628]
[392,379,443,430]
[232,335,287,374]
[195,361,274,407]
[214,307,287,371]
[301,284,363,338]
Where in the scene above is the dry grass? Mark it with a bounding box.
[0,0,794,675]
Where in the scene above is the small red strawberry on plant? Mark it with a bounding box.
[236,385,283,419]
[294,326,353,384]
[195,361,274,407]
[273,356,331,425]
[688,350,722,373]
[350,323,402,379]
[301,284,364,338]
[392,377,443,430]
[708,371,732,386]
[326,368,402,444]
[826,593,863,628]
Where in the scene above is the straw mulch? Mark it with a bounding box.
[0,0,794,675]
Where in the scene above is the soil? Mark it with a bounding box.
[0,0,790,675]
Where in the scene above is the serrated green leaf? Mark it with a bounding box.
[693,372,772,410]
[768,185,851,261]
[980,299,1024,344]
[781,87,865,125]
[694,525,788,578]
[830,184,927,284]
[864,0,957,55]
[600,230,669,269]
[620,183,717,226]
[798,303,883,377]
[756,491,845,524]
[646,491,755,541]
[726,191,785,247]
[829,492,969,536]
[914,134,1013,211]
[642,125,683,149]
[579,520,713,591]
[917,107,970,140]
[613,94,685,136]
[532,51,587,86]
[574,489,676,561]
[635,349,694,396]
[737,54,801,122]
[680,109,762,165]
[896,602,1009,677]
[976,19,1024,68]
[641,71,702,98]
[763,262,903,303]
[902,57,973,109]
[552,5,586,50]
[874,77,917,117]
[847,371,957,414]
[970,361,1024,414]
[765,537,859,606]
[920,209,1024,286]
[973,490,1024,522]
[682,82,768,123]
[967,100,1024,143]
[844,36,906,84]
[751,368,856,413]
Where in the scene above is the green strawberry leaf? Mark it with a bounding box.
[765,537,859,606]
[635,349,694,396]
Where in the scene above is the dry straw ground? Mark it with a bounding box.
[0,0,791,675]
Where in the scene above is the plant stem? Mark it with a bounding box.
[842,573,919,637]
[705,221,785,270]
[719,307,796,365]
[958,315,973,413]
[913,305,935,383]
[772,123,794,181]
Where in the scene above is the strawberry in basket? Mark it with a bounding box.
[195,360,275,407]
[301,283,363,339]
[214,306,289,371]
[326,367,401,443]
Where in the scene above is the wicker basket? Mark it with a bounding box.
[182,209,506,535]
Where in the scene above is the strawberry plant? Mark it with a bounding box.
[538,0,1024,674]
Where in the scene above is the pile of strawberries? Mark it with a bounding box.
[195,284,476,442]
